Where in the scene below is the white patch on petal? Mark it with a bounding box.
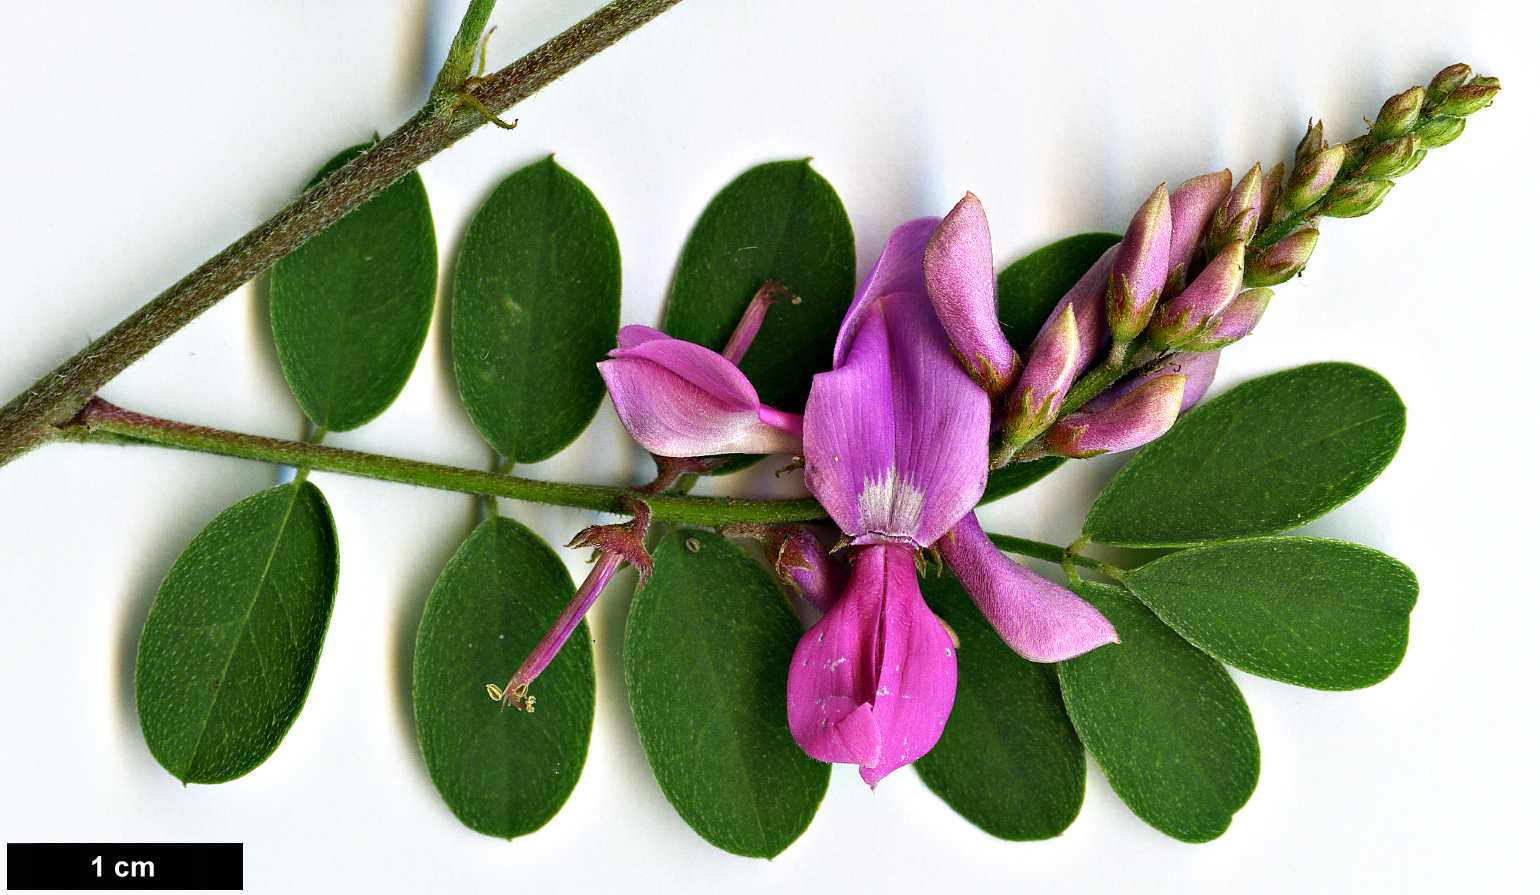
[857,466,926,541]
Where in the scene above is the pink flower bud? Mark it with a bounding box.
[1208,163,1264,257]
[1106,185,1172,344]
[1184,287,1272,350]
[924,193,1021,398]
[1283,142,1347,212]
[1045,373,1187,458]
[1150,240,1246,350]
[598,326,803,457]
[1166,170,1232,289]
[1001,304,1078,451]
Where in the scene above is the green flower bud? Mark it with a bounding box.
[1418,116,1466,148]
[1355,134,1422,179]
[1397,148,1428,177]
[1323,179,1394,218]
[1283,143,1346,212]
[1295,120,1326,164]
[1435,80,1501,117]
[1244,227,1319,287]
[1426,63,1472,105]
[1207,163,1263,257]
[1371,86,1426,140]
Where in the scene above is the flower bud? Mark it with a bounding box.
[1435,80,1501,117]
[1425,63,1472,105]
[1208,163,1264,257]
[1184,287,1272,350]
[1282,143,1346,212]
[1045,374,1187,458]
[1323,179,1394,218]
[1149,240,1245,350]
[1372,86,1426,140]
[1417,115,1466,148]
[1001,305,1078,451]
[1258,162,1286,229]
[924,193,1021,398]
[1355,134,1422,179]
[1244,228,1319,287]
[1166,170,1232,289]
[765,525,848,613]
[1398,148,1428,177]
[1295,120,1326,164]
[1106,184,1172,344]
[1044,245,1116,377]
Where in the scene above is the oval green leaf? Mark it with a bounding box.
[663,160,855,415]
[413,516,594,839]
[136,481,338,784]
[625,530,828,858]
[1125,538,1418,690]
[1085,362,1406,547]
[913,574,1086,840]
[270,143,437,432]
[452,156,621,462]
[1057,581,1259,843]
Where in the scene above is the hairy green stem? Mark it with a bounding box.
[0,0,683,468]
[61,399,825,527]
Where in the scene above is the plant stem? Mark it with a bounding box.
[986,532,1109,574]
[61,399,825,527]
[0,0,683,469]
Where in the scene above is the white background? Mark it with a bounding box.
[1,1,1535,892]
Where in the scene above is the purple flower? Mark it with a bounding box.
[790,261,1114,785]
[786,544,958,787]
[803,291,991,550]
[597,325,803,457]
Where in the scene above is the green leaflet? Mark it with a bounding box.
[625,530,828,858]
[270,143,436,432]
[979,232,1116,502]
[1085,362,1406,547]
[980,458,1064,505]
[136,481,338,784]
[452,156,621,463]
[1126,538,1418,690]
[413,516,594,839]
[914,574,1086,840]
[663,159,855,415]
[1058,581,1259,843]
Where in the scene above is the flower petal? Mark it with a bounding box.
[804,292,990,548]
[832,218,940,367]
[937,513,1117,662]
[786,545,958,786]
[598,328,802,456]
